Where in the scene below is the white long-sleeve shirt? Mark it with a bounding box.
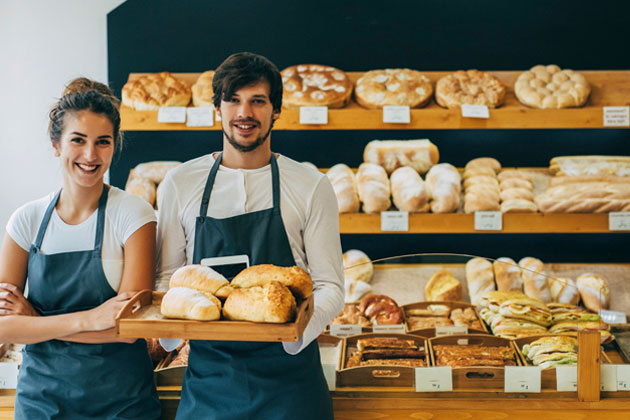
[156,153,344,354]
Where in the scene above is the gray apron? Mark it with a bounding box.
[175,153,333,420]
[15,186,161,420]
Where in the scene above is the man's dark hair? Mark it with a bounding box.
[212,52,283,112]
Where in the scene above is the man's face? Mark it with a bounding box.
[217,80,279,153]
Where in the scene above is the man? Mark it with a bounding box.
[156,52,343,419]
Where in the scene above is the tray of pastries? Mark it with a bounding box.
[329,294,404,334]
[403,301,488,336]
[116,264,313,342]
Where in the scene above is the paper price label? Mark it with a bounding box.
[381,211,409,231]
[329,324,362,337]
[599,309,627,324]
[415,366,452,392]
[0,363,19,389]
[322,363,337,391]
[603,106,630,127]
[609,212,630,231]
[601,364,618,391]
[157,106,187,123]
[186,107,214,127]
[435,326,468,337]
[474,211,502,231]
[504,366,541,393]
[373,324,406,334]
[461,104,490,119]
[555,365,578,391]
[617,365,630,391]
[299,106,328,124]
[383,106,411,123]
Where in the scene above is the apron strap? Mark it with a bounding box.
[199,153,281,217]
[34,190,62,248]
[93,185,109,251]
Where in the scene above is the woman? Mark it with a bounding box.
[0,78,161,420]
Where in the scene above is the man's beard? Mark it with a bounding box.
[223,118,275,153]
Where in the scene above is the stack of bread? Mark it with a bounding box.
[326,164,360,213]
[125,161,181,208]
[342,249,374,302]
[424,269,463,301]
[425,163,462,213]
[462,158,501,213]
[122,72,191,110]
[498,170,537,213]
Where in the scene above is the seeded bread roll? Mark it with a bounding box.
[518,257,552,303]
[493,257,523,292]
[390,166,429,212]
[223,282,297,323]
[576,273,610,312]
[356,163,391,213]
[326,163,360,213]
[466,257,496,305]
[161,287,221,321]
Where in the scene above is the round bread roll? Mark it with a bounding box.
[134,161,181,184]
[515,65,591,109]
[192,70,215,107]
[435,70,506,109]
[355,69,433,109]
[121,72,191,110]
[549,277,580,305]
[576,273,610,312]
[281,64,352,108]
[223,281,296,323]
[390,166,429,212]
[465,157,502,173]
[343,249,374,284]
[326,163,360,213]
[231,264,313,300]
[161,287,221,321]
[356,163,391,213]
[169,265,229,295]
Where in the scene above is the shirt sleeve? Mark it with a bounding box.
[118,193,158,245]
[6,203,35,252]
[283,176,344,355]
[156,173,188,291]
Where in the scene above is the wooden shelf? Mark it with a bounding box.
[339,213,620,234]
[120,71,630,131]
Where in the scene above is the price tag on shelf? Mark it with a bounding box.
[599,309,627,324]
[474,211,502,231]
[435,326,468,337]
[186,107,214,127]
[415,366,452,392]
[601,364,618,391]
[504,366,541,393]
[381,211,409,231]
[382,106,411,124]
[603,106,630,127]
[461,104,490,119]
[0,363,18,389]
[373,324,406,334]
[329,324,362,337]
[299,106,328,124]
[609,212,630,231]
[157,106,187,123]
[322,363,337,391]
[555,365,578,391]
[617,365,630,391]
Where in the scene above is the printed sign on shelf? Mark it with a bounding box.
[474,211,502,231]
[603,106,630,127]
[415,366,453,392]
[329,324,362,337]
[186,107,214,127]
[383,106,411,124]
[381,211,409,231]
[504,366,541,393]
[299,106,328,124]
[157,107,187,123]
[461,104,490,119]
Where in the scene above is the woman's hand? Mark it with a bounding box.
[85,291,136,331]
[0,283,39,316]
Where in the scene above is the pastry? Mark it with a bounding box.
[425,269,462,301]
[326,164,360,213]
[389,166,430,212]
[122,72,191,110]
[358,295,404,325]
[231,264,312,300]
[515,65,590,109]
[363,139,439,175]
[356,163,391,213]
[435,70,506,108]
[281,64,352,108]
[354,69,433,109]
[223,281,296,323]
[191,70,215,107]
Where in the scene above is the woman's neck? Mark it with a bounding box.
[55,181,105,225]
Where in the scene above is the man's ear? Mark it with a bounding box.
[215,106,222,119]
[272,109,280,120]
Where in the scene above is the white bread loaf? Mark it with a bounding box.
[134,161,181,184]
[576,273,610,312]
[493,257,523,292]
[125,177,157,206]
[363,139,439,174]
[501,199,538,213]
[465,257,496,305]
[326,163,360,213]
[161,287,221,321]
[465,157,501,173]
[223,281,296,323]
[356,163,391,213]
[425,163,461,213]
[231,264,312,300]
[518,257,552,303]
[343,249,373,284]
[169,265,229,294]
[549,277,580,305]
[389,166,429,212]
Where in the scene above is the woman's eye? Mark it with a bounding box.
[71,137,83,143]
[98,139,112,145]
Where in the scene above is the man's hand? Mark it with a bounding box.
[0,283,39,316]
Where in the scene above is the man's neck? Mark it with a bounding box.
[220,140,273,169]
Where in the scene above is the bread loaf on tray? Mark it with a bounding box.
[161,287,221,321]
[223,281,297,323]
[230,264,312,300]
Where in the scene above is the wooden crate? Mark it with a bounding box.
[402,301,488,336]
[318,334,343,371]
[116,290,313,342]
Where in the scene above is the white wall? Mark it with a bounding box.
[0,0,126,241]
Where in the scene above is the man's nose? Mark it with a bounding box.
[237,101,254,118]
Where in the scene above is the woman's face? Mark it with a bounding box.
[53,110,115,189]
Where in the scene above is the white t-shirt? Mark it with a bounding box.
[7,187,157,292]
[156,153,344,354]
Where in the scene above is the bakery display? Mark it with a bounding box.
[343,249,374,302]
[326,164,360,213]
[280,64,352,108]
[424,269,462,301]
[425,163,461,213]
[435,70,506,108]
[354,69,433,109]
[122,72,191,110]
[515,65,591,109]
[465,257,496,305]
[356,163,391,213]
[363,139,439,175]
[191,70,215,107]
[520,336,578,369]
[389,166,429,212]
[519,257,551,303]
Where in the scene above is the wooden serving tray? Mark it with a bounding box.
[116,290,313,342]
[402,301,489,336]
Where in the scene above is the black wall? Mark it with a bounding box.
[107,0,630,262]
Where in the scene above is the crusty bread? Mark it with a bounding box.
[355,69,433,109]
[363,139,439,175]
[122,72,191,110]
[518,257,551,303]
[493,257,523,292]
[231,264,312,300]
[465,257,496,305]
[549,155,630,177]
[549,277,580,305]
[425,269,463,301]
[161,287,221,321]
[465,158,502,174]
[463,166,496,179]
[500,199,537,213]
[515,65,590,109]
[500,188,534,202]
[343,249,374,284]
[281,64,352,108]
[464,193,501,213]
[576,273,610,312]
[169,265,229,294]
[425,163,461,213]
[356,163,391,213]
[390,166,429,212]
[435,70,505,108]
[223,281,296,323]
[191,70,215,107]
[125,176,156,206]
[500,178,533,190]
[134,161,181,184]
[326,163,360,213]
[497,170,532,183]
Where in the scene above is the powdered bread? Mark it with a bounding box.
[326,164,360,213]
[356,163,391,213]
[363,139,439,175]
[390,166,429,212]
[281,64,352,108]
[355,69,432,109]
